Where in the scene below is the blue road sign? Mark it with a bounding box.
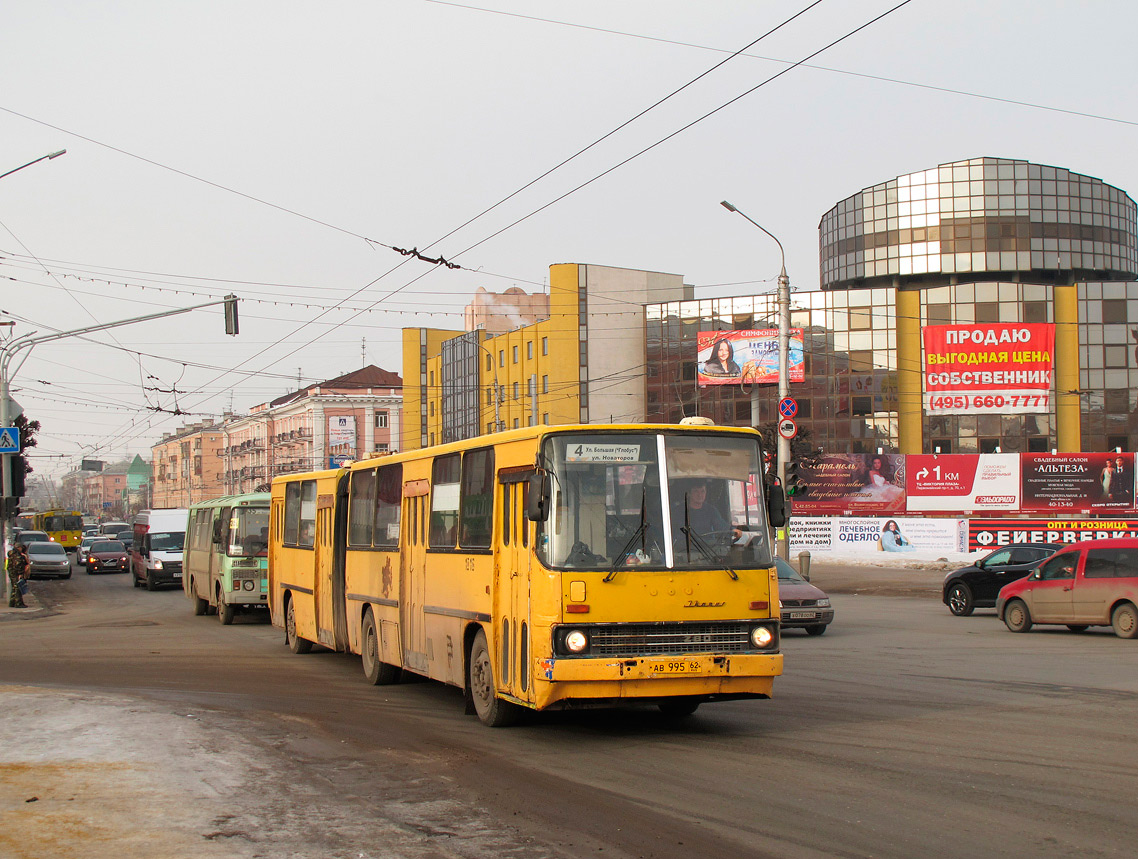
[0,427,19,454]
[778,398,798,419]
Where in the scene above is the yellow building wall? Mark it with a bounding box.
[402,327,463,452]
[480,264,582,433]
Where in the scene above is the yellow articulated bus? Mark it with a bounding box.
[269,423,786,726]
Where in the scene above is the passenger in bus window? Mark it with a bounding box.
[244,527,269,556]
[673,479,741,542]
[300,521,315,546]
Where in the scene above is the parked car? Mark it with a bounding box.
[997,537,1138,638]
[85,540,130,575]
[26,541,71,579]
[14,530,52,548]
[943,543,1063,616]
[76,536,100,566]
[776,558,834,635]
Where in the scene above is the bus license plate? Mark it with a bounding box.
[173,571,182,578]
[789,611,816,619]
[648,660,701,674]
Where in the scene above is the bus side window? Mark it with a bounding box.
[502,480,511,546]
[284,483,302,545]
[374,464,402,549]
[459,448,494,549]
[430,454,461,548]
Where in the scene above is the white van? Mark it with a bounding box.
[131,508,189,591]
[99,520,130,537]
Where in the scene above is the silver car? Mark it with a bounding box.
[26,541,72,580]
[76,536,100,566]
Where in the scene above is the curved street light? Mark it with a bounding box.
[0,149,67,183]
[721,199,792,560]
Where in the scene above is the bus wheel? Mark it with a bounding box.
[285,596,312,654]
[468,629,519,727]
[145,572,157,592]
[191,582,208,616]
[217,597,235,626]
[658,699,701,718]
[361,609,398,685]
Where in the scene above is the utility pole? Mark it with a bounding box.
[721,200,792,559]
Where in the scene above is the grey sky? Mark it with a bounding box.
[2,1,1135,479]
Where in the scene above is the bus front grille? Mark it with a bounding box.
[587,622,753,656]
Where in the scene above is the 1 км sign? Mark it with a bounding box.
[923,323,1054,415]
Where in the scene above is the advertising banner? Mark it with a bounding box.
[968,517,1138,552]
[1020,453,1135,513]
[905,453,1020,512]
[790,516,966,556]
[923,323,1054,415]
[328,415,357,448]
[697,329,805,387]
[791,453,906,514]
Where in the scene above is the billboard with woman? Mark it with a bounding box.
[697,329,805,387]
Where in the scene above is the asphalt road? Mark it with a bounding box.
[2,558,1138,858]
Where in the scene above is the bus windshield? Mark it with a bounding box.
[537,431,773,571]
[46,515,83,531]
[228,506,270,557]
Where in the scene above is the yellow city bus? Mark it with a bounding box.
[34,508,84,550]
[269,423,786,726]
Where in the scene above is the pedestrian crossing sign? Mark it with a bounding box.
[0,428,20,454]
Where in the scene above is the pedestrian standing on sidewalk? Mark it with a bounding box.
[7,542,30,607]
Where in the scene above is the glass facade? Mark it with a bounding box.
[820,157,1138,290]
[645,288,900,454]
[644,158,1138,455]
[646,279,1138,454]
[440,331,481,444]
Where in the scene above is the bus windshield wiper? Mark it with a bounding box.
[607,491,648,581]
[679,526,739,581]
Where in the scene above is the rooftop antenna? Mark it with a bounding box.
[361,337,367,367]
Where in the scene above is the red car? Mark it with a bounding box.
[996,537,1138,638]
[85,540,130,575]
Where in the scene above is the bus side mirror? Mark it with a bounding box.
[527,473,551,522]
[767,483,787,529]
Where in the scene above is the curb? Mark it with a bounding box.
[0,590,49,620]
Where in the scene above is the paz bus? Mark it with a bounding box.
[184,492,271,624]
[33,509,84,550]
[270,423,786,726]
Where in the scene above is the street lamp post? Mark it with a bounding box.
[0,297,239,553]
[721,200,792,560]
[0,150,67,183]
[475,333,504,434]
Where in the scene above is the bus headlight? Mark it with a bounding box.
[564,629,589,653]
[750,625,775,649]
[154,560,163,570]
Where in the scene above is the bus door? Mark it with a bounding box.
[314,493,339,649]
[498,470,534,703]
[210,508,230,601]
[400,480,430,674]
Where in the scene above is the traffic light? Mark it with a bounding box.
[785,459,807,497]
[224,294,240,335]
[10,455,26,498]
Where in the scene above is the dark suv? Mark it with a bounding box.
[943,543,1063,616]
